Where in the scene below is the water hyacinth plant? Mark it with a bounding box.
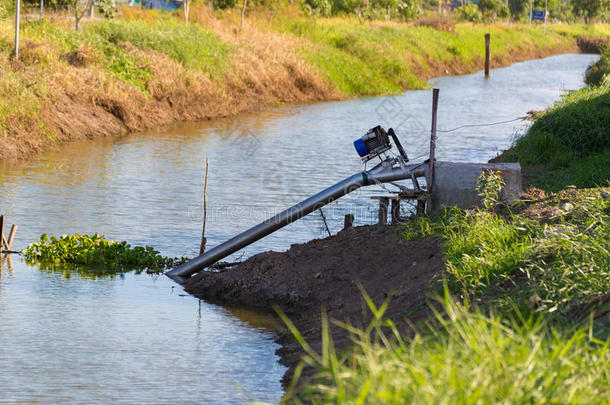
[23,233,186,273]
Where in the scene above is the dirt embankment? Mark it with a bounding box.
[0,22,337,160]
[183,225,445,386]
[1,15,597,161]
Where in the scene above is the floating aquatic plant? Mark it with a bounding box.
[23,233,187,273]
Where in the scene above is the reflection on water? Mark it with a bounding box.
[0,258,285,404]
[0,53,598,403]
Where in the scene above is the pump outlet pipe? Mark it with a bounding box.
[166,160,427,282]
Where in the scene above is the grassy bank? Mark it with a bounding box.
[285,68,609,402]
[585,42,610,85]
[0,8,608,160]
[286,188,610,403]
[270,17,608,95]
[497,86,609,191]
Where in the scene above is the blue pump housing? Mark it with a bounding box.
[354,138,369,157]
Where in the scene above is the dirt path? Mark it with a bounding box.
[183,225,445,386]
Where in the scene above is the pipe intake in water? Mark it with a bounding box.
[166,160,427,283]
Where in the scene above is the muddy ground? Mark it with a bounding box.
[184,225,445,386]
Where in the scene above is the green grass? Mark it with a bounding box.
[0,16,231,144]
[405,188,609,320]
[272,18,610,95]
[283,297,610,404]
[586,45,609,86]
[14,18,230,93]
[502,85,610,191]
[86,19,231,78]
[287,188,610,403]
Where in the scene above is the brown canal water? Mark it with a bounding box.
[0,53,598,403]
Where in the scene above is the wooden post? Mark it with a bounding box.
[426,89,439,214]
[378,198,388,225]
[484,33,490,78]
[391,199,401,224]
[14,0,20,59]
[344,214,354,229]
[0,215,4,255]
[7,225,17,250]
[40,0,44,21]
[416,199,426,216]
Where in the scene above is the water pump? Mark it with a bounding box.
[354,125,409,163]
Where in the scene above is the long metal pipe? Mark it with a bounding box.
[166,161,426,282]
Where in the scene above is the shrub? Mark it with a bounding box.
[478,0,509,21]
[0,0,12,19]
[585,46,609,86]
[454,3,483,22]
[212,0,238,9]
[98,0,117,19]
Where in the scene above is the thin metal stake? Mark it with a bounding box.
[14,0,20,59]
[199,158,209,255]
[427,88,439,213]
[318,208,331,237]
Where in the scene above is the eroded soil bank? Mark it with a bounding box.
[184,225,445,386]
[2,11,606,161]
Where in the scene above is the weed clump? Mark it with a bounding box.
[283,296,610,404]
[23,233,186,273]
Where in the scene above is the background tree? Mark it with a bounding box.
[478,0,509,21]
[573,0,606,22]
[455,2,483,21]
[73,0,94,30]
[184,0,191,23]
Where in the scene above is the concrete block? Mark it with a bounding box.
[430,161,522,213]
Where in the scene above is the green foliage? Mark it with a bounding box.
[585,46,609,86]
[274,19,603,96]
[86,19,230,78]
[303,0,332,16]
[98,0,118,19]
[531,150,610,191]
[400,188,610,319]
[0,0,11,20]
[212,0,238,9]
[476,169,505,210]
[303,0,421,21]
[285,295,610,403]
[573,0,607,23]
[478,0,509,21]
[396,0,422,20]
[23,233,186,273]
[454,3,483,22]
[503,85,610,190]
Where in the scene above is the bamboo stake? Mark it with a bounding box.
[199,158,209,255]
[7,225,17,250]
